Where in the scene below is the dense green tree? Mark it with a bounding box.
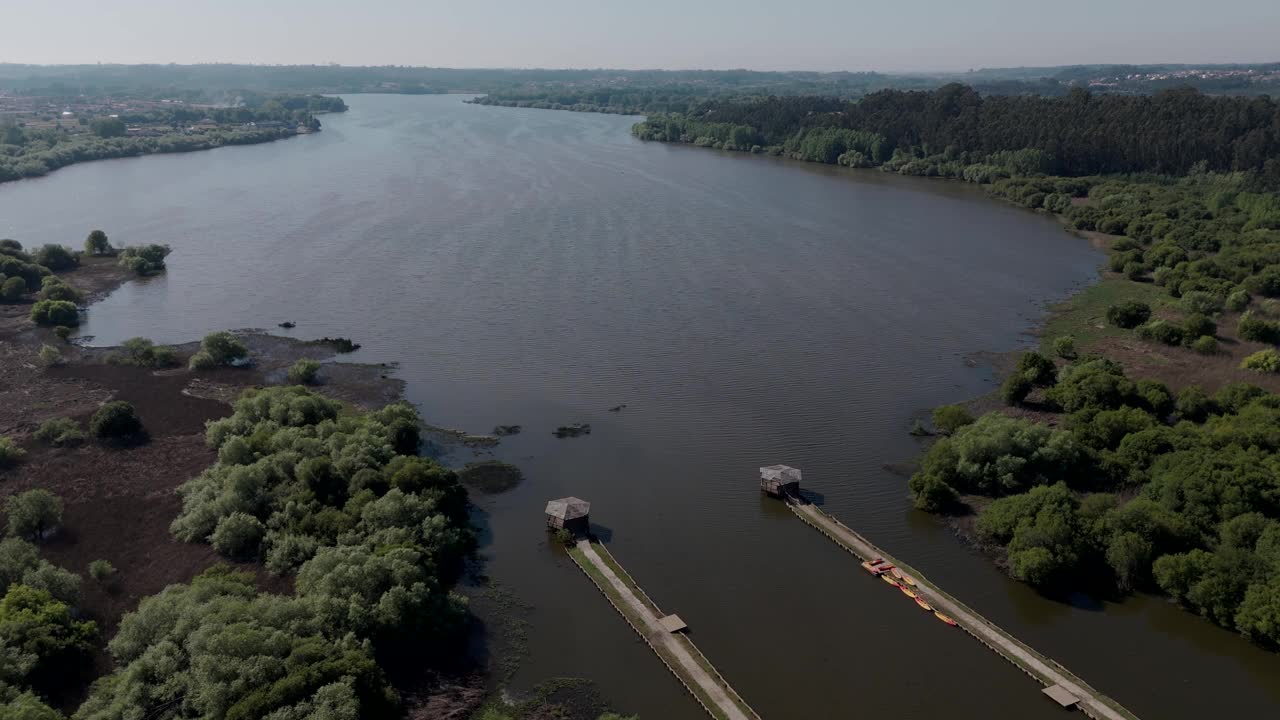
[29,300,77,327]
[4,491,63,543]
[89,401,142,441]
[83,230,111,256]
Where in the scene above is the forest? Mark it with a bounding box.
[631,85,1280,183]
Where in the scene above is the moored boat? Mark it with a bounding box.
[934,611,958,626]
[881,575,901,587]
[902,575,917,587]
[891,568,904,579]
[900,586,917,598]
[914,597,933,611]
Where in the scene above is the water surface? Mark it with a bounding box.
[2,94,1278,719]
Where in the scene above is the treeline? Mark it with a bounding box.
[632,85,1280,184]
[0,126,296,184]
[913,356,1280,648]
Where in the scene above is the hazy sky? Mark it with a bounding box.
[4,0,1279,72]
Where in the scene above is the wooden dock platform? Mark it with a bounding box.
[567,538,762,720]
[783,494,1140,720]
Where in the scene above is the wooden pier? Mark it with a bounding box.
[782,492,1140,720]
[567,538,762,720]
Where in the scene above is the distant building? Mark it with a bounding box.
[545,497,591,534]
[759,465,801,497]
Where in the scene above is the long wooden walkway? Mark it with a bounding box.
[568,539,761,720]
[785,495,1139,720]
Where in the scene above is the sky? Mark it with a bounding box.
[4,0,1279,72]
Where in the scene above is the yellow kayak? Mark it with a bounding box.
[881,575,901,587]
[934,612,958,626]
[914,597,933,611]
[900,586,917,599]
[902,575,917,587]
[891,568,904,579]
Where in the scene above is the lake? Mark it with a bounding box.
[2,94,1278,719]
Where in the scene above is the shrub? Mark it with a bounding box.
[53,325,72,342]
[89,401,142,441]
[29,299,78,327]
[0,276,26,301]
[932,404,975,435]
[1182,313,1216,340]
[32,244,77,271]
[189,331,248,370]
[1136,320,1184,346]
[1175,385,1218,422]
[1001,373,1034,405]
[5,489,63,541]
[1179,291,1224,316]
[1192,335,1219,355]
[1237,311,1280,343]
[287,358,320,385]
[210,512,265,560]
[117,244,171,276]
[0,436,26,468]
[112,337,178,368]
[1135,379,1175,417]
[1107,301,1151,329]
[1244,267,1280,297]
[1016,351,1057,386]
[1123,261,1147,280]
[34,417,85,447]
[84,229,112,256]
[553,528,575,546]
[1241,349,1280,374]
[1226,289,1251,312]
[37,343,62,368]
[37,276,82,303]
[1052,335,1077,359]
[88,559,116,582]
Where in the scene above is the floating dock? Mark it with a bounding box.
[771,476,1139,720]
[567,538,762,720]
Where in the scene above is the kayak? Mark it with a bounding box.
[914,597,933,611]
[900,586,917,599]
[891,568,904,579]
[902,575,917,587]
[881,575,901,588]
[934,611,958,626]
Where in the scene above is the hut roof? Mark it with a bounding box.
[1041,685,1080,708]
[759,464,802,481]
[545,497,591,520]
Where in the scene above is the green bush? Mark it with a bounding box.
[932,404,974,435]
[1175,385,1218,422]
[0,276,26,301]
[89,401,143,441]
[1016,351,1057,386]
[287,358,320,385]
[1241,349,1280,374]
[1192,335,1219,355]
[29,300,78,327]
[0,436,26,468]
[1052,335,1077,359]
[1182,313,1216,340]
[210,513,265,560]
[112,337,179,368]
[88,559,116,583]
[31,244,77,271]
[1107,300,1151,329]
[1237,311,1280,343]
[117,244,171,276]
[37,276,82,303]
[1226,289,1251,312]
[189,331,248,370]
[1179,291,1224,316]
[1136,319,1184,346]
[34,418,85,447]
[36,344,62,368]
[1001,373,1034,405]
[5,489,63,541]
[53,325,72,342]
